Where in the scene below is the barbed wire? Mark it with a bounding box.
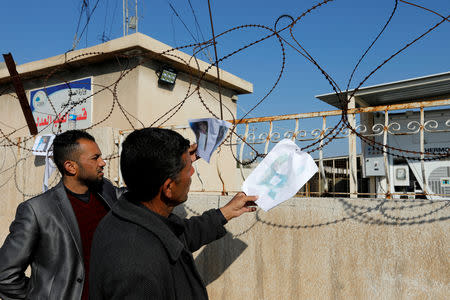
[0,0,449,227]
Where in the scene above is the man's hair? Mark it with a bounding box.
[120,128,190,201]
[52,130,96,173]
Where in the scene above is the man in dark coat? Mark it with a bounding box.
[0,130,122,300]
[89,127,257,299]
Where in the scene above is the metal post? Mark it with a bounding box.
[346,159,349,196]
[264,121,273,155]
[239,123,250,180]
[347,96,358,198]
[332,159,336,195]
[318,161,322,195]
[383,109,391,198]
[3,53,38,135]
[319,116,328,194]
[292,118,299,142]
[420,107,428,196]
[360,110,376,197]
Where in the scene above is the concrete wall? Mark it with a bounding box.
[178,194,449,300]
[0,128,448,299]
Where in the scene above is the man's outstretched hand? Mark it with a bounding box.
[220,192,258,221]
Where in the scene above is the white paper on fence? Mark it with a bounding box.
[33,134,56,191]
[242,139,318,211]
[32,134,55,156]
[43,154,57,192]
[188,118,231,163]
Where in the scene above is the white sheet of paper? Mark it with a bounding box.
[32,134,57,191]
[242,139,318,211]
[43,154,57,192]
[189,118,231,163]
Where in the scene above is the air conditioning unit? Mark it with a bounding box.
[427,166,450,196]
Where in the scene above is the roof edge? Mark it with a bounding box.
[0,33,253,94]
[316,71,450,99]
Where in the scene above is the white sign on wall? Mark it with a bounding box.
[29,78,93,133]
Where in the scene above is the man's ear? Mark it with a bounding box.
[162,178,174,199]
[63,160,77,176]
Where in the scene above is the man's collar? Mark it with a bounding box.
[64,185,90,203]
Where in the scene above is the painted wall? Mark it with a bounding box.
[0,53,243,192]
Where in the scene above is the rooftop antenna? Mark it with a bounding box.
[123,0,138,35]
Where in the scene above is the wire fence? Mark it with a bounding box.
[1,0,449,228]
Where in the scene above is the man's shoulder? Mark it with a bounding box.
[98,178,123,203]
[14,183,68,222]
[97,211,161,242]
[101,177,115,188]
[94,212,168,260]
[22,183,61,207]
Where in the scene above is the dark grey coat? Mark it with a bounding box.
[0,179,120,300]
[89,196,227,300]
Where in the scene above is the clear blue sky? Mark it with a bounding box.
[1,0,449,119]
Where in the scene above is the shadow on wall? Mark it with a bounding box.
[194,233,248,286]
[173,205,248,286]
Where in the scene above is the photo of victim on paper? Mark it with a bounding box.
[189,118,231,163]
[212,125,228,153]
[191,121,209,151]
[32,134,56,156]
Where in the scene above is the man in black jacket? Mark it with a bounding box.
[0,130,124,300]
[90,127,257,299]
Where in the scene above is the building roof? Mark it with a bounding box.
[0,33,253,94]
[315,71,450,108]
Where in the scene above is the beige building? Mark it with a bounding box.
[0,32,252,133]
[0,33,253,132]
[0,32,253,192]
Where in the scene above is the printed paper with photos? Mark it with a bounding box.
[32,134,56,156]
[189,118,232,163]
[242,139,318,211]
